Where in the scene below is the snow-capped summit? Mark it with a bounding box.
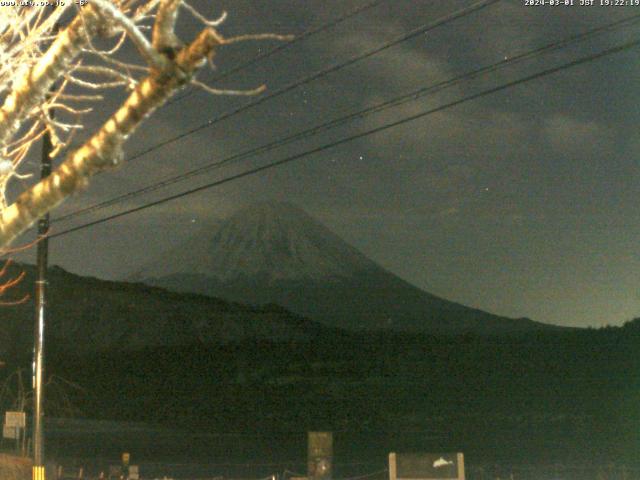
[135,201,375,283]
[135,202,556,334]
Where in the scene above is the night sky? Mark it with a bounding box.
[12,0,640,328]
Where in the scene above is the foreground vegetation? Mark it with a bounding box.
[40,320,640,467]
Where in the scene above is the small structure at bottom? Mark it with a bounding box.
[389,452,465,480]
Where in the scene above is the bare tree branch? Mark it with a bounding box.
[0,6,102,150]
[90,0,167,69]
[0,2,289,248]
[0,26,223,246]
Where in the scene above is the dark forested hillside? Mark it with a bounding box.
[0,263,335,367]
[1,262,637,468]
[44,323,640,467]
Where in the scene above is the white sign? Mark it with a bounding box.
[3,425,18,439]
[129,465,139,480]
[389,452,466,480]
[4,411,25,428]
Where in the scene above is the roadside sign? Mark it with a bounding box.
[3,411,25,440]
[129,465,139,480]
[308,431,333,480]
[4,411,25,428]
[389,452,465,480]
[3,425,17,439]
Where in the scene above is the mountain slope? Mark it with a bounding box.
[136,202,556,334]
[0,263,335,363]
[132,202,376,282]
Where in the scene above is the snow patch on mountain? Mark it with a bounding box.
[134,202,376,283]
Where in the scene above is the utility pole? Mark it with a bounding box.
[32,13,60,479]
[32,90,54,480]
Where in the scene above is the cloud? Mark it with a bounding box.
[464,2,546,62]
[543,115,615,159]
[338,31,452,91]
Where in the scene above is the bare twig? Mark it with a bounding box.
[190,80,266,96]
[91,0,167,69]
[0,2,291,248]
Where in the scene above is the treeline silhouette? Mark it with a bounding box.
[37,319,640,467]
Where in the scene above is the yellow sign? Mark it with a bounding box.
[122,452,130,466]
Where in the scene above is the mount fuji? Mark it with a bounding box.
[134,202,554,334]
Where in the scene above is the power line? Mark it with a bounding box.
[52,13,640,224]
[124,0,502,163]
[48,37,640,239]
[165,0,388,107]
[51,0,502,224]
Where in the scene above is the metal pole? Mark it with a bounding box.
[33,87,53,480]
